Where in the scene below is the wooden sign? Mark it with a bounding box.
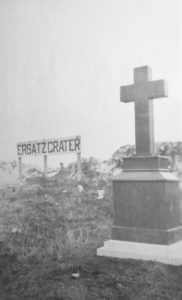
[17,136,81,156]
[17,136,81,181]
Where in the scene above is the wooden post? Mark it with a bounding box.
[44,155,47,177]
[18,156,22,178]
[77,152,82,182]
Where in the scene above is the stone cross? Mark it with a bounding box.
[120,66,168,156]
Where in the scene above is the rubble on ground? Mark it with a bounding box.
[0,141,182,188]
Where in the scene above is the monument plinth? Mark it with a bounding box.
[97,66,182,265]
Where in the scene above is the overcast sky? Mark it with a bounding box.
[0,0,181,166]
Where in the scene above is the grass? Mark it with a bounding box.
[0,173,182,299]
[0,175,112,263]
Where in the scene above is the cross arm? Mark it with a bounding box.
[120,84,135,103]
[147,79,168,99]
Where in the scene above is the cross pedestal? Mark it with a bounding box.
[97,66,182,265]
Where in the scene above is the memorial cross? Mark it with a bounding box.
[120,66,168,156]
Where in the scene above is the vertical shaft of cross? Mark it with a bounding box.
[135,97,154,156]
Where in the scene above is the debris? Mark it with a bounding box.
[62,189,67,193]
[12,227,22,234]
[71,273,80,279]
[46,170,59,178]
[97,189,105,199]
[116,282,124,289]
[112,168,122,177]
[78,185,84,193]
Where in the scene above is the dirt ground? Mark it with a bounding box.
[0,241,182,300]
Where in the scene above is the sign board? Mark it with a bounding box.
[17,136,81,157]
[17,136,81,181]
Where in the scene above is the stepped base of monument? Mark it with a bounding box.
[97,240,182,265]
[112,225,182,245]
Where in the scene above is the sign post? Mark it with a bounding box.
[77,152,82,182]
[18,156,22,178]
[44,155,47,177]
